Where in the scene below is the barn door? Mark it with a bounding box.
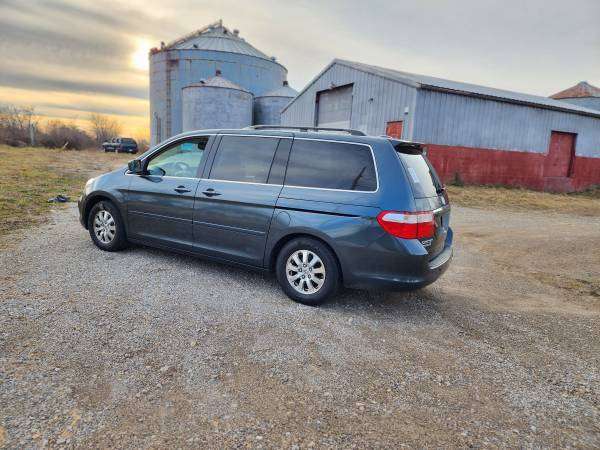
[386,121,404,139]
[544,131,575,178]
[316,84,353,128]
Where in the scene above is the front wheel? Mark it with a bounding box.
[87,200,128,251]
[276,237,340,306]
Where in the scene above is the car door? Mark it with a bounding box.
[193,134,291,266]
[127,136,213,251]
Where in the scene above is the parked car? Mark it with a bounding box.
[79,127,452,305]
[102,137,138,154]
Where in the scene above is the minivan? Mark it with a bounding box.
[79,126,453,305]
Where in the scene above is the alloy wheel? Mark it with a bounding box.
[286,250,326,294]
[93,209,116,244]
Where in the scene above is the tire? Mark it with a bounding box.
[87,200,128,251]
[275,237,340,306]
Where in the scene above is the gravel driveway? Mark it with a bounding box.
[1,204,599,448]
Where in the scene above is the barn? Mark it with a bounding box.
[281,59,600,192]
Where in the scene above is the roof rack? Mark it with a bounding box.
[246,125,366,136]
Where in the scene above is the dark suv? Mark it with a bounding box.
[79,127,452,305]
[102,137,138,154]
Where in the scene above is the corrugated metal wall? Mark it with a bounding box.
[281,63,417,137]
[254,96,294,125]
[182,86,253,131]
[413,89,600,157]
[150,49,286,145]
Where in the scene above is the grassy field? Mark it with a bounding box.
[0,145,131,236]
[447,184,600,216]
[0,145,598,238]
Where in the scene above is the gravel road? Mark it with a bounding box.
[1,204,599,448]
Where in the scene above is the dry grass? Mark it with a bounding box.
[0,145,131,236]
[1,145,599,238]
[447,184,600,216]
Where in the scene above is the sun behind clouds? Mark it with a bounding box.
[131,38,152,71]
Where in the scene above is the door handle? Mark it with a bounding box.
[202,188,221,197]
[174,186,191,194]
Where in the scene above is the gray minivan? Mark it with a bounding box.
[79,127,453,305]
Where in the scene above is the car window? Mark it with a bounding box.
[397,152,442,199]
[147,137,210,178]
[285,140,377,191]
[210,136,279,183]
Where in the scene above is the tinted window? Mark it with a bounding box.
[285,140,377,191]
[398,153,441,198]
[210,136,279,183]
[147,137,209,178]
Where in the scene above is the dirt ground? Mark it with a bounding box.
[1,198,599,447]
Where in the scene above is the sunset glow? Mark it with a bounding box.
[131,38,152,71]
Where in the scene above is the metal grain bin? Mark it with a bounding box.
[149,20,287,144]
[182,73,253,131]
[253,81,298,125]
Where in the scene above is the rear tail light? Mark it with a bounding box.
[377,210,435,239]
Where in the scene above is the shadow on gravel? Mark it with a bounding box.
[124,243,447,319]
[324,286,445,316]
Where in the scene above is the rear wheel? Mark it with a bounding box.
[276,237,340,306]
[87,201,128,251]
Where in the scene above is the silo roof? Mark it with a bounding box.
[185,75,250,93]
[550,81,600,99]
[164,20,274,61]
[257,84,298,98]
[284,59,600,118]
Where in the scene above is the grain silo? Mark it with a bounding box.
[550,81,600,111]
[182,72,253,131]
[149,20,287,145]
[253,81,298,125]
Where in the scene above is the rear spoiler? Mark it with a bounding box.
[386,138,427,155]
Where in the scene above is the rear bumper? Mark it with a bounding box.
[342,228,453,291]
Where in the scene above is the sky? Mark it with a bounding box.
[0,0,598,137]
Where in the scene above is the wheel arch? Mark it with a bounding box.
[267,232,344,282]
[83,192,124,230]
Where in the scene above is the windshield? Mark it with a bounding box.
[398,153,443,198]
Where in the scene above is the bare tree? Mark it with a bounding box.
[89,113,122,144]
[41,120,94,150]
[0,104,39,146]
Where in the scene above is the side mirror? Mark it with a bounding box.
[128,159,144,174]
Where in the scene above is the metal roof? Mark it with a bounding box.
[285,59,600,118]
[257,82,298,98]
[183,74,250,93]
[164,20,275,62]
[551,81,600,99]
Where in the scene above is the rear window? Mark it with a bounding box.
[121,138,136,144]
[398,153,442,198]
[285,140,377,191]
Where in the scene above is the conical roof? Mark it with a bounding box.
[258,81,298,98]
[551,81,600,99]
[185,73,250,93]
[165,20,274,61]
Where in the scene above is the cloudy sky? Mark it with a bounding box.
[0,0,598,137]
